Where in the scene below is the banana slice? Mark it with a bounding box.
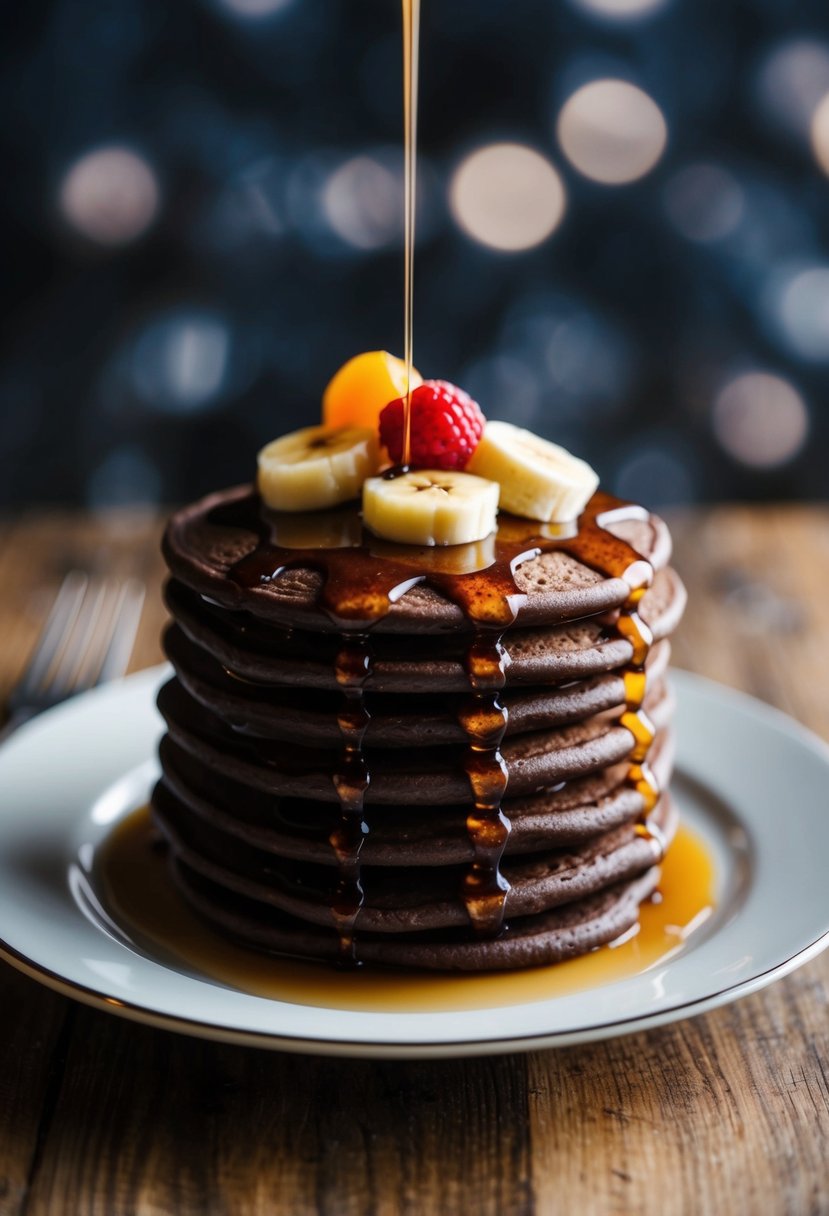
[467,420,598,522]
[257,425,379,512]
[362,469,499,546]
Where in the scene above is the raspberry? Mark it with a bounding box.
[379,380,486,470]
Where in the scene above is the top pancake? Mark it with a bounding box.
[163,485,674,634]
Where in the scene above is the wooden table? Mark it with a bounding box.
[1,506,828,1215]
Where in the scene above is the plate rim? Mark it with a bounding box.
[3,920,829,1059]
[1,664,828,1058]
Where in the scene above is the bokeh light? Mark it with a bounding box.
[214,0,295,18]
[614,441,696,507]
[203,155,285,253]
[460,355,541,428]
[663,163,744,243]
[765,263,829,362]
[87,446,162,511]
[323,155,403,250]
[777,266,829,361]
[449,144,566,251]
[58,145,160,246]
[712,371,808,467]
[556,80,667,184]
[755,39,829,139]
[810,92,829,175]
[286,148,438,256]
[499,291,632,419]
[131,309,234,413]
[569,0,670,21]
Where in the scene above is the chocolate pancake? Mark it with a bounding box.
[162,486,677,633]
[164,621,671,746]
[162,571,683,694]
[153,783,675,934]
[156,675,672,804]
[167,847,668,972]
[155,729,675,868]
[152,483,686,971]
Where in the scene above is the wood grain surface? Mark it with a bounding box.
[0,506,827,1216]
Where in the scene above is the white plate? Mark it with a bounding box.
[1,666,828,1058]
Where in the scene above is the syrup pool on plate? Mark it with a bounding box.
[98,806,715,1014]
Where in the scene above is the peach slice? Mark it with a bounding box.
[322,351,422,431]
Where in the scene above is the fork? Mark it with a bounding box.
[0,572,145,741]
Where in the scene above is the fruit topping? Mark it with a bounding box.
[362,469,499,546]
[379,380,485,470]
[257,425,379,512]
[322,351,422,431]
[467,420,598,523]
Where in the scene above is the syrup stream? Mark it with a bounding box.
[401,0,420,468]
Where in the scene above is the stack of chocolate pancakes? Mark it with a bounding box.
[153,485,686,971]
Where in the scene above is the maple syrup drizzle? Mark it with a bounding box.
[330,634,371,966]
[227,488,661,960]
[401,0,420,467]
[458,631,512,935]
[560,501,661,844]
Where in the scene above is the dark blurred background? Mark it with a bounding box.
[3,0,829,512]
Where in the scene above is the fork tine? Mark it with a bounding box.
[57,577,144,695]
[3,572,146,739]
[95,579,144,686]
[64,579,121,694]
[18,571,89,697]
[47,578,111,699]
[71,578,142,693]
